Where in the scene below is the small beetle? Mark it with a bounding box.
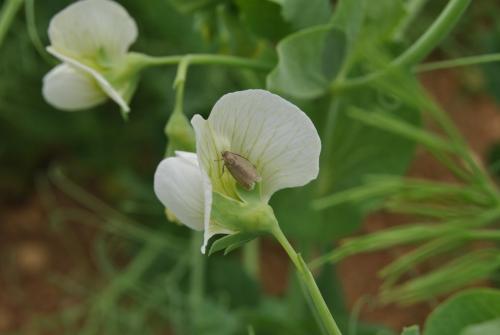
[220,151,262,190]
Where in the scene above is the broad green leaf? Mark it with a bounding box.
[461,318,500,335]
[331,0,366,45]
[363,0,407,43]
[167,0,224,13]
[401,325,420,335]
[316,89,420,239]
[236,0,292,42]
[271,183,324,242]
[267,24,346,99]
[281,0,332,29]
[425,289,500,335]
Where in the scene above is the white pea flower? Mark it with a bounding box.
[154,90,321,253]
[42,0,140,113]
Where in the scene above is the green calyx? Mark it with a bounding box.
[100,52,147,103]
[211,185,278,235]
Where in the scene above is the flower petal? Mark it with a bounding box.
[48,0,137,61]
[154,152,206,231]
[47,47,130,112]
[193,89,321,202]
[42,64,107,111]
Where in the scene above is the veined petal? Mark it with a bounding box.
[154,152,206,231]
[193,89,321,202]
[191,115,237,199]
[42,64,107,111]
[47,47,130,112]
[48,0,137,61]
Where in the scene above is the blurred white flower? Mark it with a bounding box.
[42,0,139,112]
[154,90,321,253]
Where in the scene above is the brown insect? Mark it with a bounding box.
[219,151,262,191]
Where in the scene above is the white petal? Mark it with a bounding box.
[42,64,107,111]
[48,0,137,61]
[47,47,130,112]
[193,89,321,202]
[154,152,206,231]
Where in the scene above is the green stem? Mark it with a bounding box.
[173,56,190,109]
[416,53,500,72]
[467,230,500,240]
[425,100,499,202]
[0,0,24,47]
[332,0,471,92]
[164,57,196,156]
[136,53,273,71]
[392,0,430,41]
[396,0,471,67]
[25,0,53,64]
[272,226,342,335]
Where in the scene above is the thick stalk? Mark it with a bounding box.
[416,53,500,72]
[272,226,342,335]
[136,53,273,71]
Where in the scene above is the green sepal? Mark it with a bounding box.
[208,231,263,256]
[211,191,278,234]
[208,188,278,256]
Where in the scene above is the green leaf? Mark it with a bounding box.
[236,0,292,42]
[425,289,500,335]
[167,0,224,13]
[461,318,500,335]
[267,24,346,99]
[401,325,419,335]
[363,0,407,43]
[316,90,420,239]
[331,0,366,45]
[281,0,332,29]
[208,232,261,256]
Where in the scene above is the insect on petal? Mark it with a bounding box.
[195,89,321,202]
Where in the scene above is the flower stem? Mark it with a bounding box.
[332,0,471,92]
[272,226,342,335]
[135,53,273,71]
[416,53,500,72]
[164,57,196,156]
[25,0,54,64]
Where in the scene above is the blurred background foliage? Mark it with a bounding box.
[1,0,500,334]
